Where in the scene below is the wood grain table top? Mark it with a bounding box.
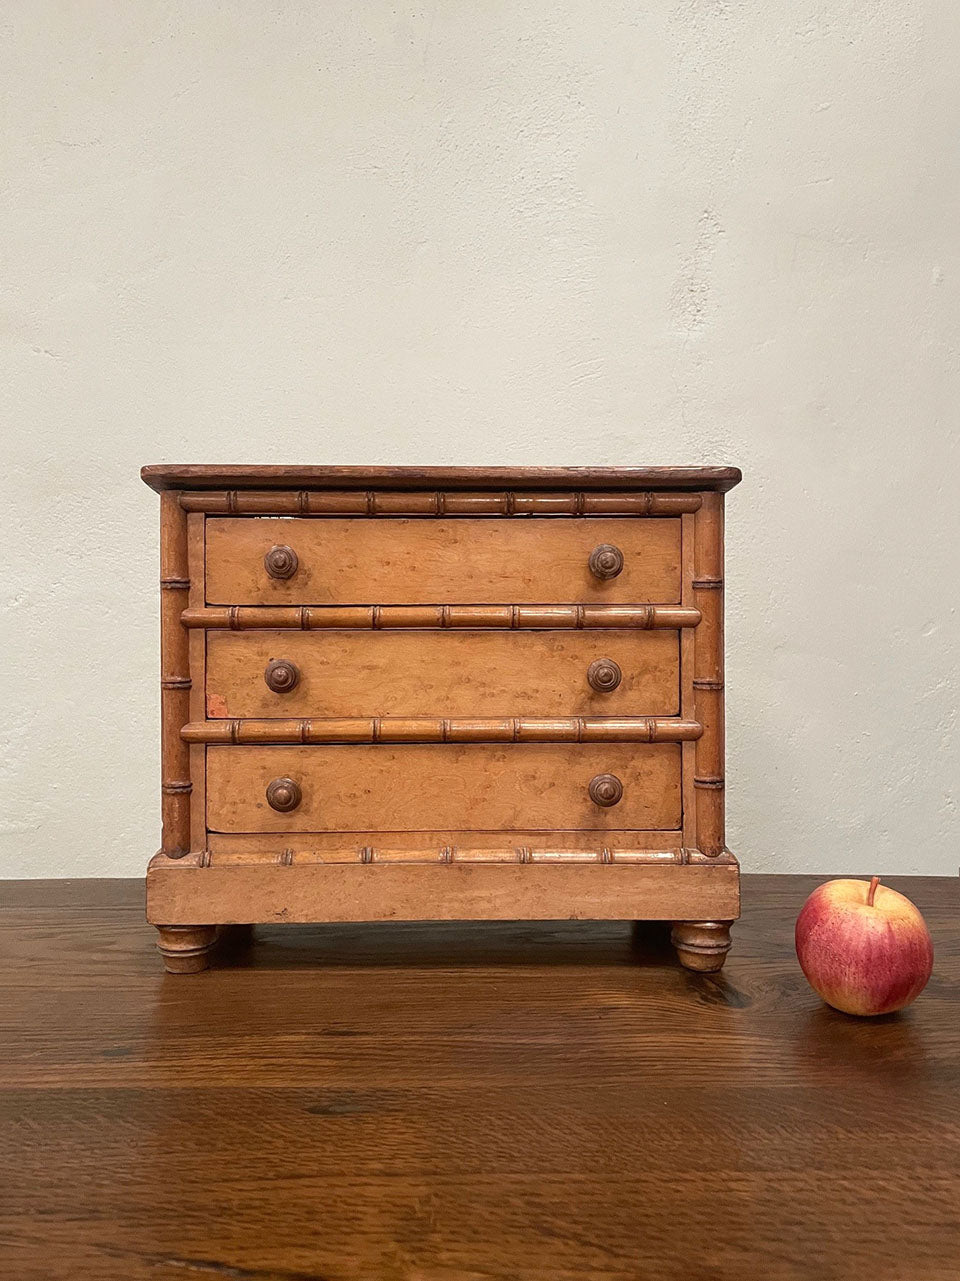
[1,874,957,1281]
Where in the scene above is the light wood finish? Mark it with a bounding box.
[142,462,743,491]
[184,716,701,744]
[183,602,700,630]
[205,517,681,605]
[146,851,737,927]
[143,464,740,973]
[206,629,680,718]
[4,875,958,1281]
[181,489,703,515]
[206,743,682,833]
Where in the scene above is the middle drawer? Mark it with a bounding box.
[206,630,680,719]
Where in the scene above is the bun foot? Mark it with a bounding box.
[671,921,733,973]
[155,924,219,974]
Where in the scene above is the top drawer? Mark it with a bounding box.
[205,517,681,605]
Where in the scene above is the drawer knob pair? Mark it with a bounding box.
[264,544,299,580]
[266,540,622,582]
[267,655,620,697]
[266,776,302,813]
[588,543,624,580]
[267,773,622,812]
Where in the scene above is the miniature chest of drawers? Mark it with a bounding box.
[142,465,741,973]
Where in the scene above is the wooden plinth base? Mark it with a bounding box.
[148,851,739,973]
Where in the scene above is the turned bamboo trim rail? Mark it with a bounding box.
[194,846,690,866]
[178,489,702,516]
[181,604,701,631]
[182,716,703,745]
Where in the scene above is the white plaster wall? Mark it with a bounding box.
[2,1,958,878]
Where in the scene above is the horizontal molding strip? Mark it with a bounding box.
[178,489,702,516]
[182,716,703,745]
[181,604,701,631]
[195,846,689,867]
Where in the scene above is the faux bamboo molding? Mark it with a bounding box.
[693,493,725,856]
[159,492,191,859]
[181,604,701,631]
[182,716,704,745]
[200,845,690,866]
[169,842,744,865]
[205,829,689,856]
[178,489,703,516]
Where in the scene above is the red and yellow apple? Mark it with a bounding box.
[795,877,933,1016]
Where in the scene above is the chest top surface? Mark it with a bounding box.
[141,464,742,492]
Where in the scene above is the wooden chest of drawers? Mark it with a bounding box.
[142,465,741,973]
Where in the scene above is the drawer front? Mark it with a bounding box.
[205,517,681,605]
[206,744,681,832]
[205,630,680,718]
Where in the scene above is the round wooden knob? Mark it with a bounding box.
[266,777,302,813]
[589,773,623,807]
[587,658,622,693]
[264,544,299,580]
[264,659,300,694]
[588,544,624,580]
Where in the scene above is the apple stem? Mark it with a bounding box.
[867,876,880,907]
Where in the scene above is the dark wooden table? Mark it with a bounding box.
[1,875,957,1281]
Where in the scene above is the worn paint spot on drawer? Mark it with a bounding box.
[206,691,229,718]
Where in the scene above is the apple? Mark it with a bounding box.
[795,876,933,1016]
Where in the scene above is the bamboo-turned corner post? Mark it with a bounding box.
[155,492,219,973]
[673,491,732,971]
[159,492,192,858]
[692,492,726,856]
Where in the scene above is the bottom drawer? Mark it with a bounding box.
[206,744,681,833]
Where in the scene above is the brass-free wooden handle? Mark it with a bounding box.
[587,658,622,692]
[264,544,299,580]
[589,773,623,807]
[588,544,623,580]
[266,776,302,812]
[264,659,300,694]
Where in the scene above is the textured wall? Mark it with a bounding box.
[2,2,958,877]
